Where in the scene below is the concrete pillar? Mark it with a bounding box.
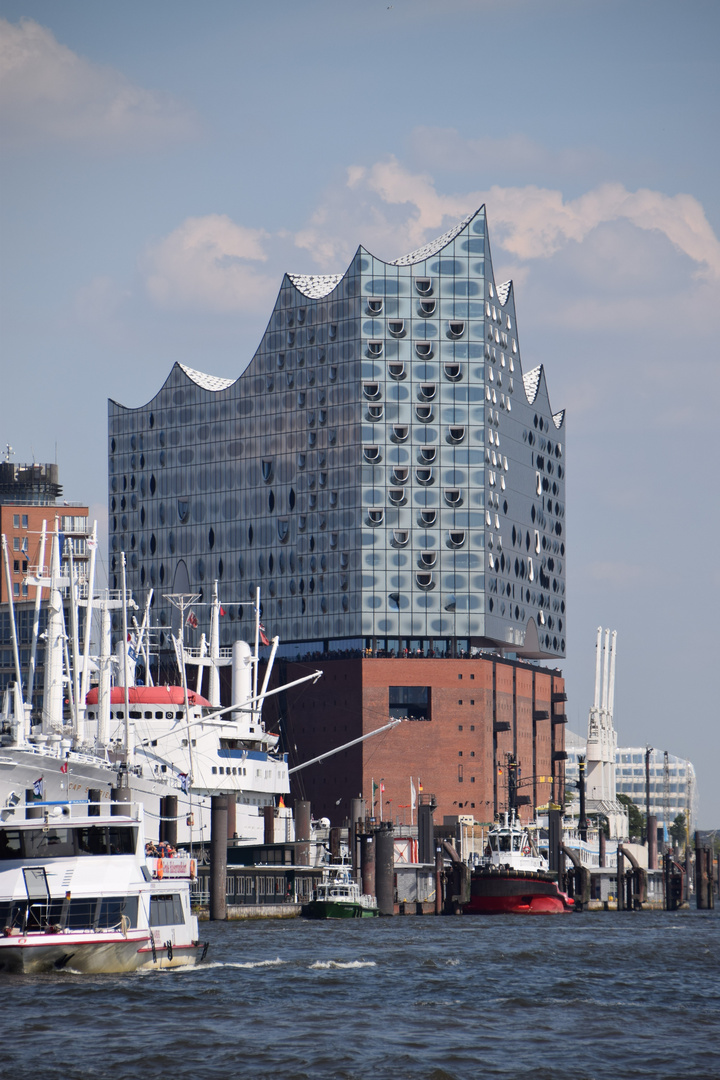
[361,832,376,898]
[210,795,228,921]
[263,805,275,845]
[599,829,606,869]
[295,800,311,866]
[329,827,341,863]
[88,788,102,817]
[375,825,395,916]
[647,814,657,870]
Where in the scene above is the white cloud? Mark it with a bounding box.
[144,215,276,312]
[294,154,720,281]
[0,18,197,147]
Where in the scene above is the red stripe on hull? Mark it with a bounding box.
[464,893,572,914]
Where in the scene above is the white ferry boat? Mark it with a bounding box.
[0,799,207,973]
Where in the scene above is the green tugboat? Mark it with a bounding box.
[302,868,379,919]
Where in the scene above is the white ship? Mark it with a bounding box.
[0,523,320,847]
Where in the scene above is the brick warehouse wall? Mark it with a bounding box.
[264,656,566,826]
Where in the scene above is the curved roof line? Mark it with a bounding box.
[523,365,543,404]
[496,280,512,305]
[521,364,565,429]
[287,273,343,299]
[178,363,234,392]
[389,208,479,266]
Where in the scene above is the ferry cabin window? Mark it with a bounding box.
[389,686,431,721]
[0,826,137,859]
[0,896,139,931]
[150,894,185,926]
[0,830,22,858]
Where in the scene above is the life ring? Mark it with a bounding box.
[522,845,531,855]
[157,859,164,880]
[190,859,197,879]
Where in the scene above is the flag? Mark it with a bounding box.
[278,796,285,808]
[87,535,97,550]
[178,772,190,795]
[372,781,378,796]
[380,782,385,794]
[410,777,416,810]
[21,536,28,554]
[33,777,44,799]
[258,621,269,646]
[186,611,198,629]
[219,606,226,616]
[60,760,68,774]
[418,778,423,793]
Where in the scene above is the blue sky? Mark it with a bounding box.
[1,1,718,824]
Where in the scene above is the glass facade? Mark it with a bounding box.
[108,207,566,656]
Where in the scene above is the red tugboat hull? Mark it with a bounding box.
[464,871,574,914]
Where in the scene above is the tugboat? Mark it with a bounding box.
[463,811,574,914]
[302,867,379,920]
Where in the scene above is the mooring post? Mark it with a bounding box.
[599,829,606,869]
[25,788,43,819]
[164,794,178,847]
[263,804,275,845]
[375,824,395,916]
[111,780,132,816]
[360,831,376,899]
[647,814,657,871]
[226,795,236,840]
[695,833,714,910]
[435,843,444,915]
[295,799,311,866]
[88,788,102,817]
[617,847,625,911]
[210,794,228,921]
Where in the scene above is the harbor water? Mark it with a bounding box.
[2,909,718,1080]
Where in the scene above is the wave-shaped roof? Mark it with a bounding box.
[179,364,234,392]
[288,273,343,299]
[496,281,512,305]
[523,366,542,404]
[390,210,477,266]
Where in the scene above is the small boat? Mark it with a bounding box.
[0,799,209,973]
[463,812,574,915]
[302,867,379,920]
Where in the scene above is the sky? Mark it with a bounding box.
[1,0,718,825]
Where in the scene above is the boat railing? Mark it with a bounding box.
[9,798,144,822]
